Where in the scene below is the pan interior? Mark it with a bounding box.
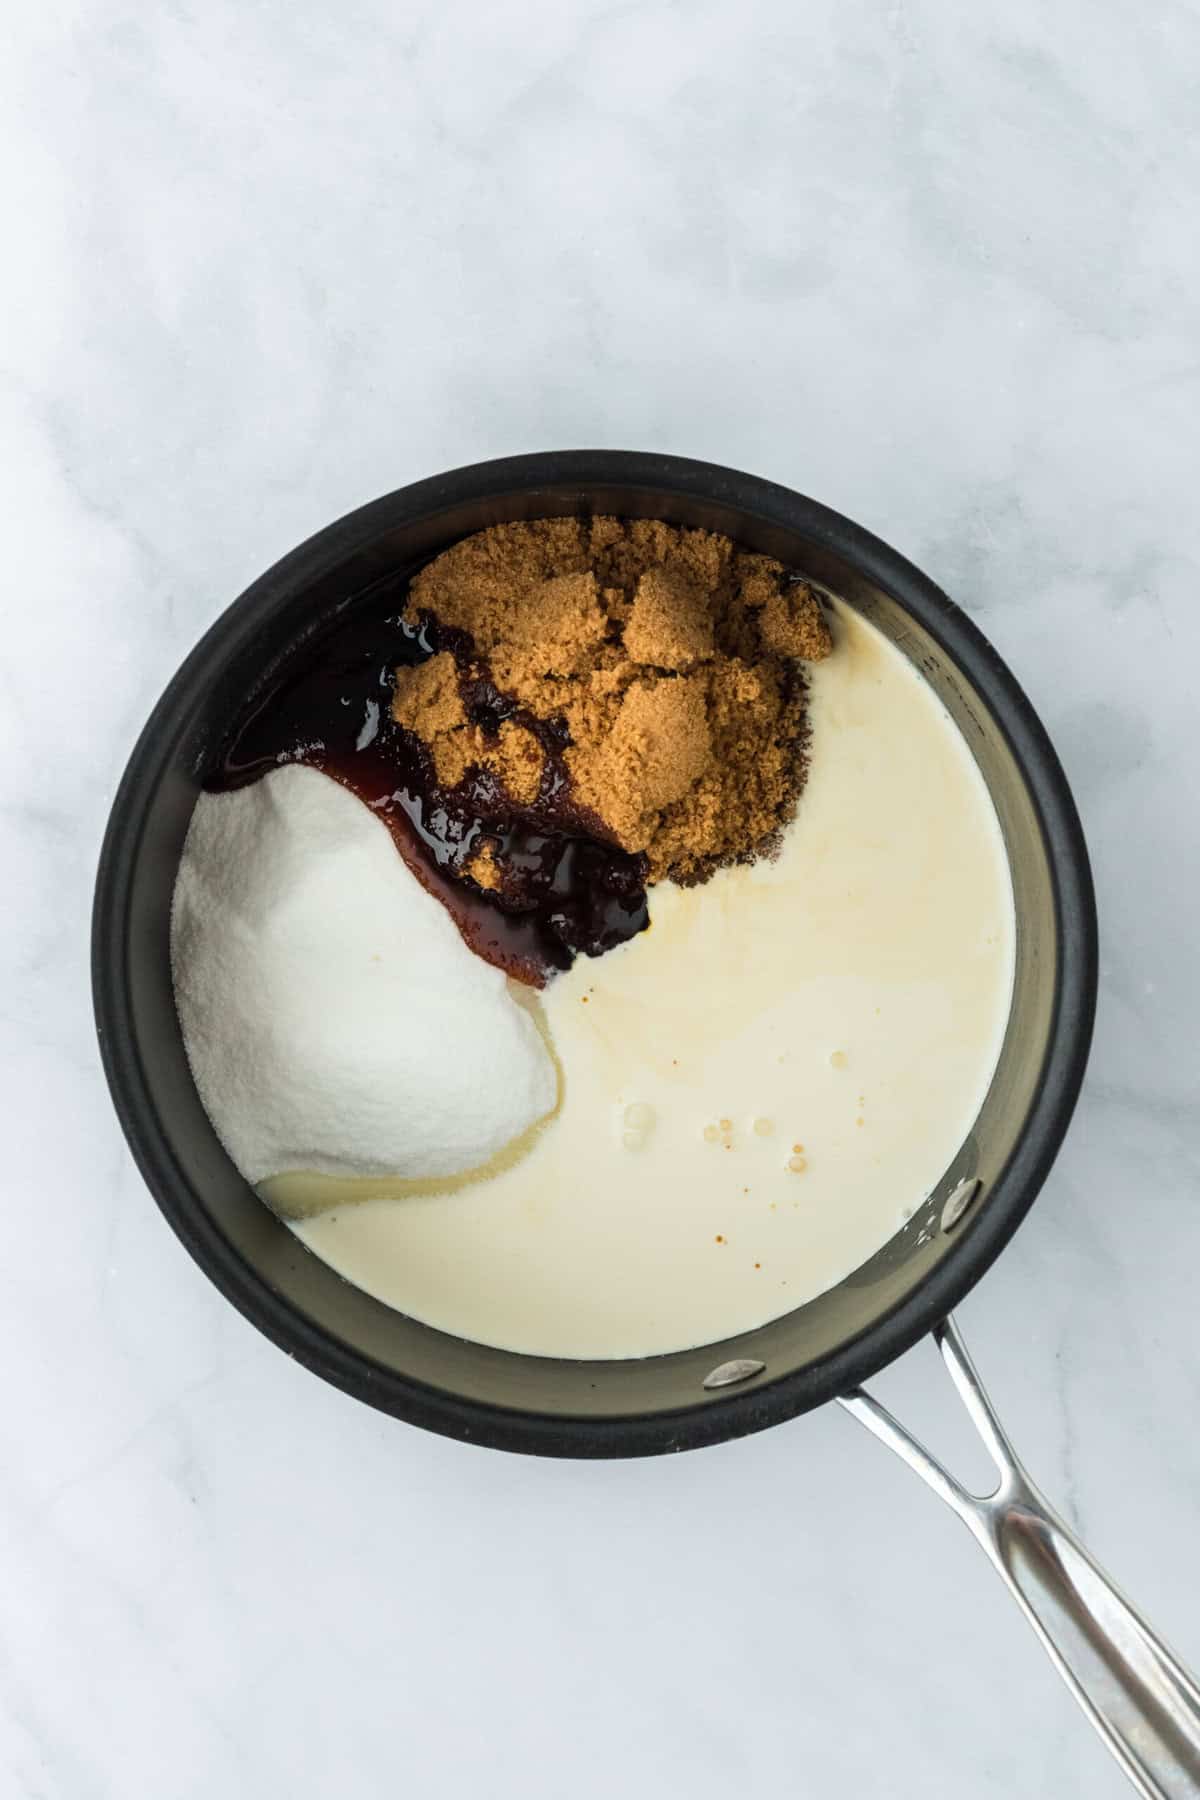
[112,473,1066,1439]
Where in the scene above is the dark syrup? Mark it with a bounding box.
[209,576,649,985]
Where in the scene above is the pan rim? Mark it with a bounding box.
[91,450,1098,1457]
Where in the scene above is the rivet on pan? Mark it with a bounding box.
[702,1358,766,1391]
[941,1178,981,1233]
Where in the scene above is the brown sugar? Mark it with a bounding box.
[465,841,502,890]
[568,674,712,847]
[391,650,467,740]
[392,652,545,800]
[410,523,599,663]
[756,584,832,660]
[491,720,544,805]
[395,517,833,885]
[623,568,715,670]
[391,651,476,786]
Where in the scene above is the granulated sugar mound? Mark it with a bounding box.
[171,764,558,1186]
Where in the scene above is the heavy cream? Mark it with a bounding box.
[280,601,1016,1359]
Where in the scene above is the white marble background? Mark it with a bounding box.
[4,2,1199,1795]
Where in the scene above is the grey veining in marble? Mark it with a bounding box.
[4,3,1199,1795]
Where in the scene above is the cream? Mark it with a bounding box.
[282,600,1016,1359]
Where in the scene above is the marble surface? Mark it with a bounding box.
[5,3,1200,1795]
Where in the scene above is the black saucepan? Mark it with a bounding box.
[93,450,1096,1450]
[91,453,1200,1793]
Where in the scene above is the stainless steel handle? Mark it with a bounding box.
[839,1317,1200,1799]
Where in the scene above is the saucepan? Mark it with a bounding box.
[92,452,1200,1797]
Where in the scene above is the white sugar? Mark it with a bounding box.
[171,764,558,1186]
